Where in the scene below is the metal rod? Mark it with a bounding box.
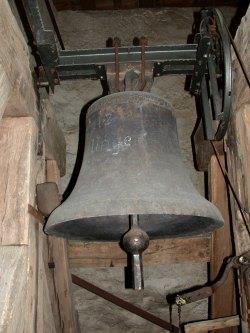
[131,253,144,290]
[114,37,121,92]
[130,215,144,290]
[45,0,65,50]
[140,37,147,90]
[201,76,214,140]
[207,54,222,119]
[72,274,179,332]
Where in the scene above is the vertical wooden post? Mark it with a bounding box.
[208,152,236,332]
[47,160,79,333]
[225,6,250,332]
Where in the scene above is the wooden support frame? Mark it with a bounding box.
[40,90,66,177]
[184,315,240,333]
[0,0,248,331]
[47,160,78,333]
[53,0,237,11]
[0,0,37,121]
[208,152,236,331]
[225,7,250,331]
[0,117,38,245]
[0,1,77,331]
[68,236,210,268]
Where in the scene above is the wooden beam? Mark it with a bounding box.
[41,92,66,176]
[53,0,236,10]
[140,0,236,6]
[184,315,240,333]
[208,153,236,331]
[0,246,28,332]
[0,117,38,245]
[37,225,61,333]
[0,0,38,121]
[0,65,11,119]
[193,121,223,172]
[0,119,57,331]
[226,7,250,330]
[68,236,210,268]
[46,160,78,333]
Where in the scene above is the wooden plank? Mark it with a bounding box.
[0,117,38,245]
[226,7,250,331]
[95,0,114,9]
[0,0,38,121]
[23,138,43,333]
[37,227,58,333]
[46,160,78,333]
[184,315,240,333]
[208,154,236,332]
[0,158,59,332]
[193,121,223,172]
[52,0,72,10]
[139,0,236,6]
[25,222,39,333]
[114,0,139,9]
[41,92,66,176]
[54,0,236,10]
[0,65,11,120]
[68,236,210,267]
[0,246,27,332]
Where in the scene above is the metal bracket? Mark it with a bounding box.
[190,34,212,94]
[21,0,232,140]
[166,251,250,306]
[22,0,59,91]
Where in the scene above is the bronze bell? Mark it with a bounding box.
[45,91,223,288]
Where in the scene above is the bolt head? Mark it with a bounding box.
[239,256,248,264]
[176,295,187,306]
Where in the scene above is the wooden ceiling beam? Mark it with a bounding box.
[53,0,236,11]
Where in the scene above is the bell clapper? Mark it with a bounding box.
[122,215,149,290]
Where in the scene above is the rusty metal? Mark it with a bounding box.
[28,204,45,224]
[71,274,179,332]
[139,37,147,91]
[114,37,121,92]
[106,37,153,93]
[167,251,250,306]
[45,91,223,241]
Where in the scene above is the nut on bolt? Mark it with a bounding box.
[175,295,187,306]
[238,256,248,265]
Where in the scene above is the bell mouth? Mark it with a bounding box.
[44,213,223,241]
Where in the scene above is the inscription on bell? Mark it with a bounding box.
[91,135,132,155]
